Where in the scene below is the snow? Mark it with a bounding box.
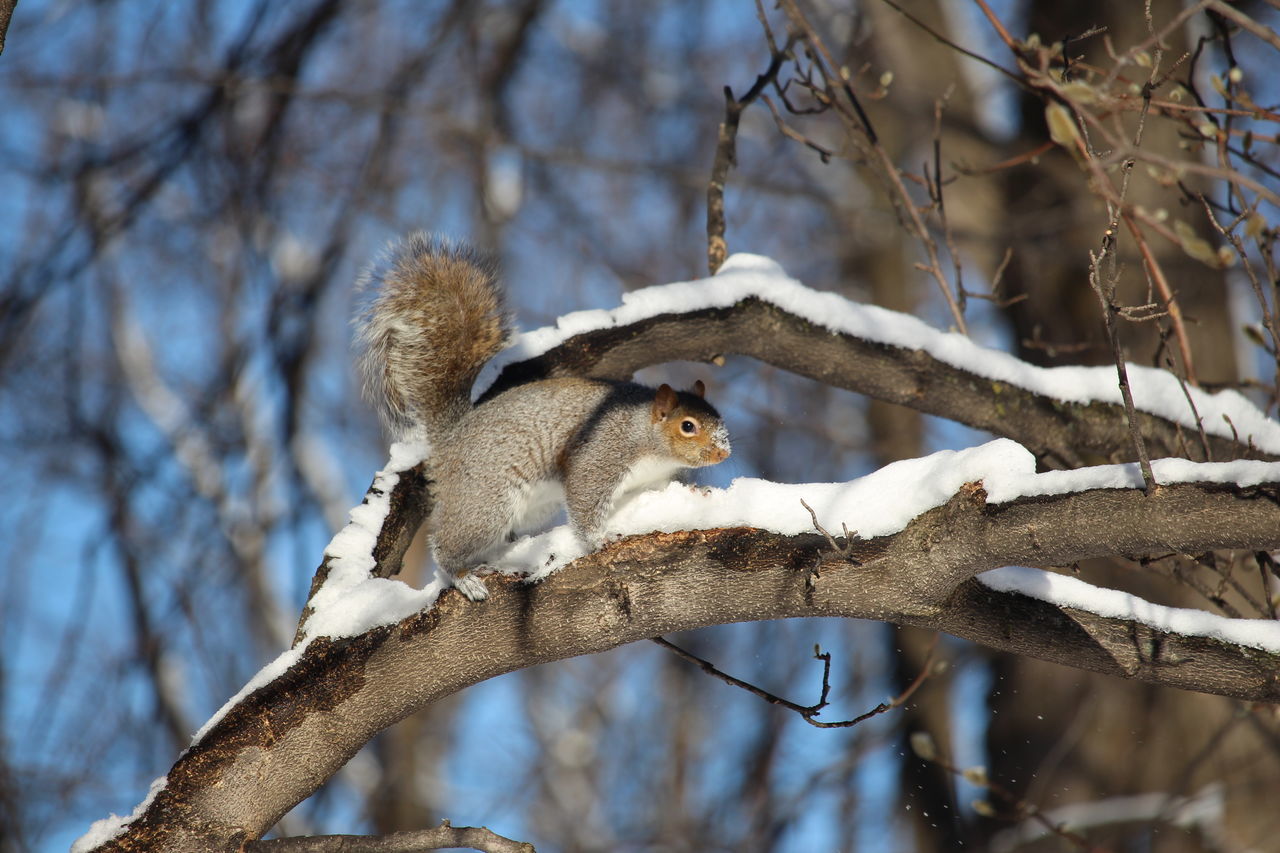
[494,439,1280,580]
[299,439,446,642]
[606,441,1021,542]
[285,408,1280,651]
[93,433,1277,842]
[475,253,1280,454]
[212,249,1280,721]
[81,431,1280,848]
[289,442,1053,638]
[190,646,306,746]
[71,776,166,853]
[980,566,1280,653]
[980,444,1280,503]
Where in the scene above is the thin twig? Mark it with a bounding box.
[971,0,1019,53]
[761,94,835,162]
[1168,357,1213,461]
[1199,193,1280,410]
[1206,0,1280,52]
[800,498,858,560]
[778,0,969,334]
[706,12,793,274]
[1089,245,1157,493]
[1195,552,1269,616]
[1257,552,1280,620]
[652,636,938,729]
[875,0,1027,88]
[1121,213,1199,386]
[953,140,1055,177]
[1099,0,1212,89]
[779,2,878,143]
[1171,557,1243,619]
[930,92,966,317]
[1073,9,1202,389]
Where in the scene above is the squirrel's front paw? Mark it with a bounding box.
[452,572,489,601]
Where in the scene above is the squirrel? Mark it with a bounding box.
[355,233,731,601]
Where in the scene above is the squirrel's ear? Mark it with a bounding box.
[652,383,678,421]
[691,379,706,398]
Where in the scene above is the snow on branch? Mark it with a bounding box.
[81,464,1280,851]
[479,254,1280,465]
[980,566,1280,653]
[80,433,1280,852]
[293,437,1280,646]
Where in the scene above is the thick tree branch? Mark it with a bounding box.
[92,478,1280,851]
[480,298,1273,467]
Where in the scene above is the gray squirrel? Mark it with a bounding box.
[355,234,731,600]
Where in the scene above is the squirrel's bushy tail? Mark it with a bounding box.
[355,233,509,440]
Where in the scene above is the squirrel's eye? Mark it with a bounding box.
[680,419,698,435]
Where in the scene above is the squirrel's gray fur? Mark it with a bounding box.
[355,233,731,600]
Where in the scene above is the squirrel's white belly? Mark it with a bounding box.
[610,455,686,508]
[506,456,681,541]
[509,477,567,536]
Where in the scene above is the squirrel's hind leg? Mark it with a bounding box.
[431,492,518,602]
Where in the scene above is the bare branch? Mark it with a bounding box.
[1206,0,1280,52]
[706,24,794,274]
[249,823,535,853]
[777,0,970,334]
[652,637,933,728]
[1089,246,1157,493]
[800,498,857,560]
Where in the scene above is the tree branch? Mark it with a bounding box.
[481,296,1275,467]
[249,823,535,853]
[705,23,793,274]
[929,576,1280,701]
[90,478,1280,851]
[293,457,431,645]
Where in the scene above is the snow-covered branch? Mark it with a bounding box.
[83,441,1280,851]
[480,256,1280,467]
